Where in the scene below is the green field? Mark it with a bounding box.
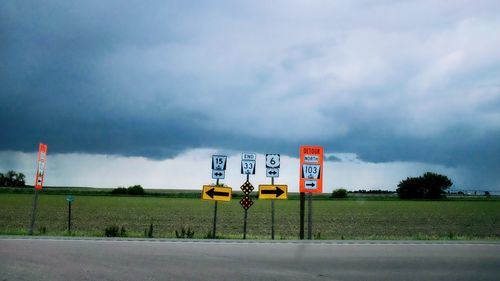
[0,193,499,240]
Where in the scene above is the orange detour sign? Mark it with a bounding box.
[299,146,324,193]
[35,143,48,190]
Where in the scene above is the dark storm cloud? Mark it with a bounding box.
[1,1,500,189]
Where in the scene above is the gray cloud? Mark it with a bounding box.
[1,1,499,189]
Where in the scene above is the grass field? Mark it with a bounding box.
[0,193,499,240]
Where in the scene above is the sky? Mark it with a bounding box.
[1,0,499,192]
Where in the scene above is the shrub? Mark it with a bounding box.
[104,225,127,237]
[110,187,127,194]
[38,226,47,235]
[330,188,348,198]
[175,227,195,238]
[120,226,127,237]
[145,223,154,238]
[110,185,145,196]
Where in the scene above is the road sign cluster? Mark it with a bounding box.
[202,147,322,239]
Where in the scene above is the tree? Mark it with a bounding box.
[330,188,348,198]
[110,187,128,194]
[127,185,145,195]
[397,172,452,199]
[0,173,5,186]
[111,185,145,195]
[0,170,26,187]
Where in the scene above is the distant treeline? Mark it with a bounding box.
[0,171,26,187]
[349,189,394,194]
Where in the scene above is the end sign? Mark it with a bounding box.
[299,146,323,193]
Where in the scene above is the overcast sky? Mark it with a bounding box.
[1,1,499,191]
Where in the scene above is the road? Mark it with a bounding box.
[1,237,499,281]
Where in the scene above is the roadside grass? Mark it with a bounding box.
[0,193,498,240]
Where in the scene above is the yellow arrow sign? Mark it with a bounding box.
[202,185,232,201]
[258,185,288,199]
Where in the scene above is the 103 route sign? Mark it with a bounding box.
[299,146,324,193]
[35,143,48,190]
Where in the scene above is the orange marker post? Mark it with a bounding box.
[35,143,48,190]
[29,143,47,235]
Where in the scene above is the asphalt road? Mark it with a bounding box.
[1,237,499,281]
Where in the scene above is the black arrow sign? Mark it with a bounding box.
[214,172,223,177]
[261,186,285,197]
[306,182,316,187]
[268,170,277,175]
[206,188,230,199]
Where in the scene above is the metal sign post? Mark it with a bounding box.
[244,175,248,239]
[29,143,47,235]
[203,155,229,239]
[271,177,275,240]
[300,192,305,240]
[68,201,72,233]
[213,179,219,239]
[299,146,323,240]
[308,193,312,240]
[28,189,39,235]
[241,174,253,239]
[258,154,287,240]
[66,195,74,233]
[240,153,256,240]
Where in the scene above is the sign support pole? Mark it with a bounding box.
[68,201,72,233]
[271,177,275,240]
[212,178,220,239]
[243,174,249,239]
[307,193,313,240]
[28,188,39,235]
[300,192,305,239]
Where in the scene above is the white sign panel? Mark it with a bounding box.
[265,154,280,168]
[241,160,256,174]
[212,155,227,171]
[242,153,256,160]
[302,164,320,179]
[266,168,279,178]
[212,170,225,179]
[304,180,317,190]
[304,155,319,163]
